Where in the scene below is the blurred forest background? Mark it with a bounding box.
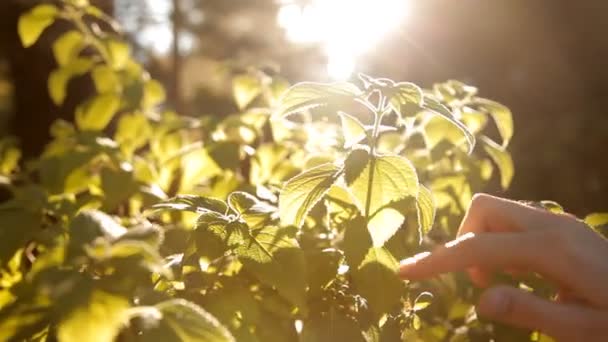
[0,0,606,215]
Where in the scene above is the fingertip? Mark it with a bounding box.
[398,251,431,279]
[477,286,512,318]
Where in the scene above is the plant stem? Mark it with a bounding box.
[363,95,387,218]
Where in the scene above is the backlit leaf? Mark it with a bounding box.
[18,4,58,48]
[275,82,361,118]
[233,74,262,110]
[416,185,435,243]
[388,82,424,117]
[48,58,94,105]
[142,79,166,109]
[422,95,475,153]
[53,31,85,66]
[57,291,129,342]
[91,65,121,94]
[342,216,373,269]
[585,213,608,228]
[279,163,341,227]
[344,148,419,217]
[154,195,228,214]
[75,93,121,131]
[153,299,236,342]
[352,247,402,317]
[481,136,514,189]
[338,111,367,148]
[302,308,366,342]
[475,98,514,147]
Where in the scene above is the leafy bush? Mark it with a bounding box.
[6,1,600,341]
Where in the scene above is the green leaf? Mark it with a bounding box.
[53,31,85,66]
[367,205,406,247]
[233,74,262,110]
[302,308,366,342]
[154,195,228,214]
[305,248,343,294]
[275,82,361,118]
[105,39,130,69]
[227,191,276,229]
[48,58,94,105]
[91,65,121,94]
[114,112,152,155]
[236,226,298,264]
[342,216,373,269]
[338,111,367,148]
[412,292,433,311]
[152,299,236,342]
[57,290,130,342]
[416,185,436,243]
[475,98,514,147]
[142,79,166,109]
[18,4,58,48]
[195,214,245,260]
[279,163,341,227]
[0,206,42,266]
[585,213,608,228]
[238,226,306,307]
[352,247,402,317]
[69,210,127,253]
[85,240,169,277]
[75,93,121,131]
[345,148,419,217]
[422,95,475,153]
[388,82,424,116]
[481,136,514,189]
[100,166,138,212]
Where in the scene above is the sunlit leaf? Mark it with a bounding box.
[275,82,361,118]
[154,195,228,214]
[585,213,608,228]
[279,163,341,227]
[305,249,343,294]
[75,93,121,131]
[142,79,166,109]
[367,206,405,247]
[57,291,129,342]
[233,74,262,110]
[481,136,514,189]
[416,185,435,243]
[227,191,276,229]
[238,226,306,307]
[18,4,58,48]
[338,111,367,148]
[388,82,424,117]
[105,39,130,70]
[475,98,514,147]
[48,58,94,105]
[53,31,85,66]
[114,112,152,155]
[342,216,373,269]
[422,95,475,153]
[151,299,236,342]
[302,308,366,342]
[352,247,402,317]
[91,65,121,94]
[344,148,419,217]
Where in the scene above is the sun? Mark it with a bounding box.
[277,0,410,80]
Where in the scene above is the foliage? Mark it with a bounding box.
[0,1,577,341]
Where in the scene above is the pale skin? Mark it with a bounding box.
[399,193,608,341]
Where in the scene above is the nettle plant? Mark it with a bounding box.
[4,1,592,341]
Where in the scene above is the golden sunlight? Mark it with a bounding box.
[277,0,410,80]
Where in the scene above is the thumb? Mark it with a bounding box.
[477,286,606,341]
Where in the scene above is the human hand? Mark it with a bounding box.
[399,194,608,341]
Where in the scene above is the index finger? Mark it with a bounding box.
[398,231,562,282]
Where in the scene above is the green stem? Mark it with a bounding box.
[363,96,387,218]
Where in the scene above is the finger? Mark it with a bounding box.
[477,286,608,341]
[399,232,550,281]
[457,193,560,237]
[457,194,563,286]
